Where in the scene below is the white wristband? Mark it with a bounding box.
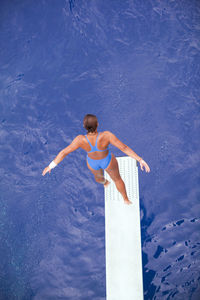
[49,160,57,169]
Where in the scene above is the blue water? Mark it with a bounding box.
[0,0,200,299]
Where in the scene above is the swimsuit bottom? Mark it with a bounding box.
[87,150,112,170]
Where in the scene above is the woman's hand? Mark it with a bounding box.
[139,159,150,173]
[42,166,51,176]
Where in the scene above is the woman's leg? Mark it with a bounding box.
[105,154,132,204]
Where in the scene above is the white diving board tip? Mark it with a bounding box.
[104,156,143,300]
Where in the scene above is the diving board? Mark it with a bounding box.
[104,157,143,300]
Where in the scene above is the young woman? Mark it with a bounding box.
[42,114,150,205]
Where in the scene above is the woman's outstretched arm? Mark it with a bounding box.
[42,135,81,176]
[108,131,150,172]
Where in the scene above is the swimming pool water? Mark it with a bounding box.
[0,0,200,299]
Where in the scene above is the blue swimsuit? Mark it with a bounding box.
[85,132,112,170]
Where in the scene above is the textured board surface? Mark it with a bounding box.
[104,157,143,300]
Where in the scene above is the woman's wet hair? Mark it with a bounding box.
[83,114,98,133]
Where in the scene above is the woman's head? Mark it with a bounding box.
[83,114,98,133]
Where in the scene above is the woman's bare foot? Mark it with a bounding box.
[124,197,132,205]
[104,179,110,188]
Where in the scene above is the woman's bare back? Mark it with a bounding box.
[80,131,110,159]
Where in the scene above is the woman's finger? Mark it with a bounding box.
[42,167,49,176]
[139,160,150,173]
[146,165,150,172]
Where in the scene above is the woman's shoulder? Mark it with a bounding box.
[101,131,115,138]
[100,131,113,142]
[102,131,120,143]
[78,131,111,140]
[78,134,86,141]
[72,135,85,145]
[101,130,111,135]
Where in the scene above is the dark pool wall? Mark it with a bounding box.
[0,0,200,299]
